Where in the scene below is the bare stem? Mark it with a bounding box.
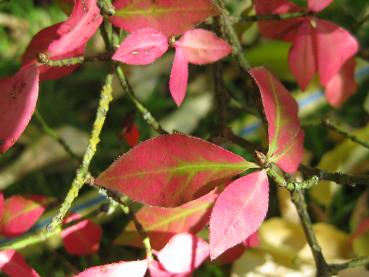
[37,52,112,67]
[238,11,312,23]
[47,73,114,232]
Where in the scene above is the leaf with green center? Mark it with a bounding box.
[114,190,218,249]
[110,0,218,36]
[95,134,257,207]
[0,195,47,237]
[249,67,304,173]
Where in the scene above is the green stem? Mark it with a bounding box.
[34,110,81,163]
[291,190,331,276]
[238,11,312,23]
[47,73,114,232]
[324,118,369,150]
[330,256,369,275]
[96,187,153,261]
[37,52,112,67]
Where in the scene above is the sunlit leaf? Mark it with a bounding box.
[157,233,209,274]
[0,250,40,277]
[169,47,189,106]
[74,260,148,277]
[0,64,39,154]
[114,190,217,249]
[113,28,169,65]
[249,67,304,173]
[111,0,217,36]
[22,0,102,80]
[96,134,256,207]
[210,171,269,259]
[176,29,232,65]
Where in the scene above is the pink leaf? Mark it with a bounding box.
[0,64,39,154]
[74,260,148,277]
[316,19,359,85]
[157,233,209,274]
[0,195,46,237]
[62,213,103,256]
[149,260,190,277]
[249,67,304,173]
[324,58,357,108]
[113,28,169,65]
[209,171,269,259]
[95,134,255,207]
[176,29,232,65]
[0,250,40,277]
[308,0,333,12]
[22,0,102,80]
[288,21,317,90]
[254,0,303,42]
[243,232,260,248]
[114,190,218,250]
[111,0,217,36]
[169,47,189,106]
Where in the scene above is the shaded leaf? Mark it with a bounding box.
[176,29,232,65]
[249,67,304,173]
[316,19,359,85]
[0,65,39,154]
[169,47,189,106]
[96,134,255,207]
[111,0,217,36]
[0,250,40,277]
[254,0,303,42]
[113,28,169,65]
[62,213,103,256]
[0,195,46,237]
[210,171,269,259]
[74,260,148,277]
[121,123,140,147]
[22,0,102,80]
[114,190,218,250]
[288,21,317,90]
[324,58,357,108]
[157,233,209,274]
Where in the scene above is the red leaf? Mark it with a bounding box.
[157,233,209,274]
[74,260,148,277]
[0,193,4,220]
[0,195,46,237]
[110,0,217,36]
[95,134,256,207]
[62,213,103,256]
[113,28,169,65]
[209,171,269,259]
[169,47,189,106]
[176,29,232,65]
[149,260,190,277]
[308,0,333,12]
[114,190,218,250]
[249,67,304,173]
[121,123,140,147]
[288,21,317,90]
[214,243,246,265]
[254,0,303,42]
[324,58,357,108]
[315,19,359,85]
[0,64,39,154]
[0,250,40,277]
[22,0,102,80]
[243,231,260,248]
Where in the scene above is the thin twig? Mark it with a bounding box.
[34,110,81,163]
[330,256,369,275]
[238,11,312,23]
[37,52,112,67]
[47,73,114,232]
[323,118,369,150]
